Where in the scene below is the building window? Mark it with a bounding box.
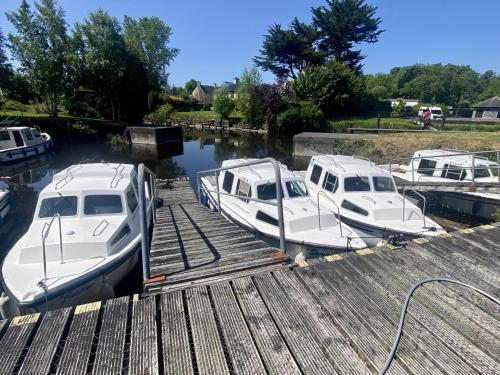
[310,164,323,185]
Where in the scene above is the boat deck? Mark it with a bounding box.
[0,222,499,374]
[144,179,291,295]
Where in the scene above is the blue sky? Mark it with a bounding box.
[1,0,499,86]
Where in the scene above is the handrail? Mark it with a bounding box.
[41,213,63,279]
[92,219,110,236]
[352,155,372,164]
[324,155,346,172]
[138,163,157,281]
[361,195,377,205]
[197,158,286,254]
[110,164,125,188]
[55,164,81,190]
[316,190,342,236]
[402,187,426,228]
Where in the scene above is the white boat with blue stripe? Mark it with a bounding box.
[0,126,52,163]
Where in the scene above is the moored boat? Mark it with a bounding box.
[0,162,152,318]
[200,159,367,261]
[0,126,52,163]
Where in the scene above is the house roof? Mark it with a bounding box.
[474,96,500,108]
[199,85,215,96]
[221,82,238,93]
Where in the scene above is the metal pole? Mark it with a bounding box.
[42,233,47,279]
[138,164,150,280]
[402,188,406,222]
[411,159,415,183]
[197,173,202,204]
[497,152,500,183]
[272,161,286,254]
[58,214,64,264]
[215,171,221,215]
[471,154,475,184]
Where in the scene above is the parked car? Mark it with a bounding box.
[418,106,443,120]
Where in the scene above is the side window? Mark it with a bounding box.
[32,129,41,138]
[222,171,234,193]
[442,164,465,180]
[341,200,368,216]
[236,179,252,203]
[24,130,33,141]
[309,164,323,185]
[126,188,138,212]
[322,172,338,193]
[0,131,10,141]
[256,211,278,226]
[418,159,437,176]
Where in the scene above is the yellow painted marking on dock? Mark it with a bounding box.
[413,238,430,244]
[355,248,375,256]
[386,244,401,250]
[11,313,40,326]
[324,254,343,262]
[296,260,309,268]
[75,301,101,315]
[439,232,453,238]
[460,228,475,234]
[480,224,495,230]
[133,294,139,302]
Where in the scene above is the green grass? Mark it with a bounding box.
[327,117,419,132]
[172,110,244,122]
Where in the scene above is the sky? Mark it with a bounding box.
[1,0,500,86]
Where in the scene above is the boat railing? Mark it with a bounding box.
[316,190,343,236]
[402,187,426,228]
[324,155,346,172]
[93,219,110,236]
[352,155,373,164]
[41,213,64,279]
[110,164,125,188]
[197,158,286,254]
[55,164,81,190]
[137,163,158,281]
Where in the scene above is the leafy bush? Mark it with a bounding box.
[4,99,27,112]
[149,103,174,124]
[65,98,100,118]
[277,101,325,133]
[249,84,289,129]
[213,87,236,121]
[493,209,500,222]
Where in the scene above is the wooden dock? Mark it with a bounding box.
[0,220,499,374]
[144,179,291,294]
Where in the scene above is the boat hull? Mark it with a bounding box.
[438,192,500,220]
[0,138,52,163]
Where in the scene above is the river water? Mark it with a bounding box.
[0,129,489,296]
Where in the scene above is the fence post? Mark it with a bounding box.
[497,151,500,183]
[138,164,150,281]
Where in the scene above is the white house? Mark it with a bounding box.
[390,98,419,108]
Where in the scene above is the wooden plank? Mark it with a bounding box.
[129,296,159,375]
[210,282,266,375]
[56,302,101,375]
[232,277,301,375]
[160,292,194,375]
[92,296,129,374]
[0,313,40,374]
[185,287,230,375]
[19,307,71,375]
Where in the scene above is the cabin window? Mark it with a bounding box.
[222,171,234,193]
[24,130,33,141]
[236,179,252,203]
[341,200,368,216]
[256,210,279,226]
[126,188,138,212]
[84,195,123,215]
[111,224,131,246]
[344,176,370,192]
[417,159,437,176]
[373,176,396,192]
[32,129,41,138]
[257,182,284,201]
[286,180,308,198]
[322,172,338,193]
[474,166,491,179]
[0,131,10,141]
[441,164,465,181]
[39,196,78,218]
[309,164,323,185]
[491,168,499,177]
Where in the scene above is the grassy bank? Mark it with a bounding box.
[327,117,418,132]
[336,131,500,162]
[172,111,244,122]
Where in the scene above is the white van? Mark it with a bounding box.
[418,106,443,120]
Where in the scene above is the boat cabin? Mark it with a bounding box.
[0,127,44,150]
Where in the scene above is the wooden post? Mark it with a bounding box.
[376,113,381,129]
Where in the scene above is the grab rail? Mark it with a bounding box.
[110,164,125,188]
[316,190,343,236]
[197,158,286,254]
[402,187,426,228]
[138,163,157,281]
[55,164,81,190]
[93,219,109,236]
[41,213,64,279]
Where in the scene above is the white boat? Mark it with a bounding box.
[0,126,52,163]
[200,159,367,261]
[0,188,14,225]
[303,155,445,246]
[1,163,152,317]
[382,149,500,219]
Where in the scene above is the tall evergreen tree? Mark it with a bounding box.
[0,28,12,94]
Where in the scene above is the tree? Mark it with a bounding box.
[312,0,383,73]
[7,0,69,116]
[213,87,236,121]
[184,79,197,94]
[236,67,262,122]
[293,60,363,116]
[123,16,179,89]
[254,20,323,79]
[249,84,289,129]
[0,28,12,94]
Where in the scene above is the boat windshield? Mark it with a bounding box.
[491,167,499,177]
[84,195,123,215]
[344,176,370,192]
[257,182,284,201]
[372,176,396,192]
[286,180,308,198]
[39,196,78,218]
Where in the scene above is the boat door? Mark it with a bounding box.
[12,131,24,147]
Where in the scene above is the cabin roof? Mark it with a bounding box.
[473,96,500,108]
[0,126,32,131]
[43,163,135,193]
[413,149,497,165]
[221,159,299,182]
[311,155,389,175]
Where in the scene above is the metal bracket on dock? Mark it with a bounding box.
[143,273,167,285]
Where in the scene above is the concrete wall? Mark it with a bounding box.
[127,126,182,145]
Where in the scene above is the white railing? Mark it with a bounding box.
[41,213,63,279]
[197,158,286,254]
[138,163,157,281]
[402,187,427,228]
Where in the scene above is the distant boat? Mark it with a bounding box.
[0,126,52,163]
[1,163,152,317]
[200,158,367,260]
[303,155,445,246]
[382,149,500,219]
